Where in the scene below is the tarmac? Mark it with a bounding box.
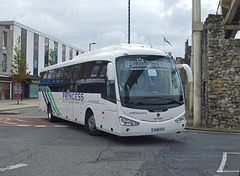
[0,98,239,133]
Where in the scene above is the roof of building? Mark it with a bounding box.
[0,20,85,52]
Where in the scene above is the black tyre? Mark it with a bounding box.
[85,111,101,136]
[47,104,57,122]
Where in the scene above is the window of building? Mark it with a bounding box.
[62,44,66,62]
[69,48,73,60]
[0,25,10,29]
[33,33,39,76]
[21,28,27,59]
[44,38,49,66]
[54,41,58,63]
[76,50,79,56]
[2,53,7,72]
[2,31,7,48]
[1,32,4,47]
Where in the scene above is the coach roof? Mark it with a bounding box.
[40,44,167,72]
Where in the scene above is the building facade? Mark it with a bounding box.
[0,21,85,99]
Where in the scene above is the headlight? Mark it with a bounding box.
[175,114,186,123]
[119,116,140,126]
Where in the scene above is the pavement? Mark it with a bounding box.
[0,98,239,133]
[0,98,38,113]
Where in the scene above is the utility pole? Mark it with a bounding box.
[192,0,203,126]
[189,5,194,119]
[128,0,130,44]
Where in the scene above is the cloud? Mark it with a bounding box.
[95,31,127,47]
[0,0,220,57]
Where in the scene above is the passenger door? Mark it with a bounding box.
[102,62,118,133]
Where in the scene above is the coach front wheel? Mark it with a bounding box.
[85,111,101,136]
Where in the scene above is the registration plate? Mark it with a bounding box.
[151,127,165,132]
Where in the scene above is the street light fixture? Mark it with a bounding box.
[89,43,96,51]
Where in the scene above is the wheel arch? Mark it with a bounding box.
[84,106,102,136]
[47,101,51,108]
[84,107,94,125]
[47,102,51,112]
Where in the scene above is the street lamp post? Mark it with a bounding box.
[89,43,96,51]
[128,0,130,44]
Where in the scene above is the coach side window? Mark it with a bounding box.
[63,66,74,80]
[55,68,63,80]
[73,64,83,80]
[100,65,107,77]
[39,71,47,85]
[55,68,64,91]
[75,63,86,92]
[80,61,106,93]
[40,71,47,80]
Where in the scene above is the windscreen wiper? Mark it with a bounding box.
[166,99,184,105]
[128,101,148,107]
[150,98,183,105]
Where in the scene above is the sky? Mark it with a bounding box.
[0,0,220,57]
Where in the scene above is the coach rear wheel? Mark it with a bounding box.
[85,111,101,136]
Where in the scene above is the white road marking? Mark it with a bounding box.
[3,121,18,125]
[52,125,68,127]
[217,152,240,173]
[35,125,47,127]
[16,124,31,127]
[0,139,26,143]
[0,163,28,172]
[15,119,27,122]
[217,152,227,173]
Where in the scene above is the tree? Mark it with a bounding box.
[10,36,30,104]
[48,49,57,66]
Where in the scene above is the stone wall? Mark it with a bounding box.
[202,14,240,130]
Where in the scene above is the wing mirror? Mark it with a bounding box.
[107,62,115,81]
[176,64,193,83]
